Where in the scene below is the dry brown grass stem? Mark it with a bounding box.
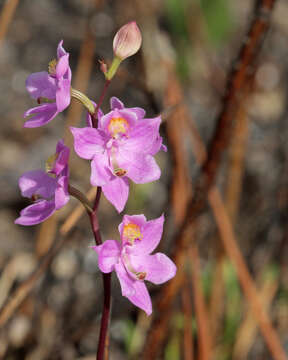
[189,244,212,360]
[0,0,19,45]
[209,187,287,360]
[233,274,279,360]
[181,278,194,360]
[0,187,96,328]
[188,109,286,360]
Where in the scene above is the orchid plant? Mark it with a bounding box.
[15,22,176,359]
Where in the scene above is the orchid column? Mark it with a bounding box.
[15,22,176,360]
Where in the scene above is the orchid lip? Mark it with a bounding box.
[114,168,127,177]
[122,253,146,281]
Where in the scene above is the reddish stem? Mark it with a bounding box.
[89,79,112,360]
[91,79,111,128]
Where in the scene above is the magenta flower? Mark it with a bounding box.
[92,214,176,315]
[15,140,70,225]
[23,41,72,128]
[71,97,166,212]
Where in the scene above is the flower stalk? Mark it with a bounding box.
[105,56,122,81]
[71,88,95,114]
[68,185,93,213]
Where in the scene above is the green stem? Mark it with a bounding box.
[105,56,122,81]
[68,185,93,213]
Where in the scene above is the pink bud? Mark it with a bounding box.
[99,59,108,74]
[113,21,142,60]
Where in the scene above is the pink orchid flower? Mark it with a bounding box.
[92,214,177,315]
[15,140,70,225]
[71,97,166,213]
[23,41,71,128]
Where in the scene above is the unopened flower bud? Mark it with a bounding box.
[113,21,142,61]
[99,59,108,75]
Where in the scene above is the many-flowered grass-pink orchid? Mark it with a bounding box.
[71,97,166,213]
[23,41,71,128]
[15,140,70,225]
[92,214,176,315]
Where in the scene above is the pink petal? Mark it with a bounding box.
[90,152,111,186]
[52,140,70,176]
[130,253,177,285]
[99,109,137,134]
[110,97,124,110]
[54,175,69,210]
[70,127,106,160]
[24,103,58,128]
[121,116,161,154]
[57,40,67,58]
[56,53,69,79]
[92,240,121,273]
[15,200,55,226]
[109,97,145,119]
[117,252,153,315]
[129,107,146,119]
[118,214,147,239]
[25,71,57,99]
[149,136,167,155]
[126,281,152,316]
[19,170,56,199]
[117,150,160,184]
[131,214,164,255]
[115,261,136,297]
[102,176,129,213]
[56,78,71,112]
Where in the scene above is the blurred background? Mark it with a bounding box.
[0,0,288,359]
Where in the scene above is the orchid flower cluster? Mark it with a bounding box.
[16,22,176,316]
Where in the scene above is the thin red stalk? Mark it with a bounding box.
[91,79,111,127]
[90,79,112,360]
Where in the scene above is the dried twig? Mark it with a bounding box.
[0,0,19,45]
[209,188,287,360]
[189,244,212,360]
[143,1,278,357]
[0,187,96,328]
[181,278,194,360]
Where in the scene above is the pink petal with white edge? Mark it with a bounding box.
[115,261,137,297]
[52,140,70,176]
[110,97,145,119]
[130,253,177,285]
[118,214,147,239]
[102,176,129,213]
[56,53,69,78]
[54,175,69,210]
[130,214,164,255]
[19,170,56,199]
[92,240,121,273]
[15,200,55,226]
[121,116,161,154]
[25,71,57,100]
[57,40,67,58]
[24,103,58,128]
[127,280,152,316]
[110,97,124,110]
[90,152,111,186]
[129,107,146,119]
[117,149,160,184]
[70,127,106,160]
[56,78,71,112]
